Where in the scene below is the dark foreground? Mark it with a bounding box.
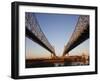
[26,55,89,68]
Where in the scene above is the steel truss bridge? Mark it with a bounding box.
[63,15,89,56]
[25,12,56,56]
[25,13,89,57]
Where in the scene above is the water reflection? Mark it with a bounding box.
[54,62,89,67]
[54,63,64,67]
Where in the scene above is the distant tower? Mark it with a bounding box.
[63,45,69,56]
[51,53,53,58]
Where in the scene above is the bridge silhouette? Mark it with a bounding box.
[25,13,89,58]
[63,15,89,56]
[25,13,56,57]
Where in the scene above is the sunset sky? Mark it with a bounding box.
[26,13,89,59]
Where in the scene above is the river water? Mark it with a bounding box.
[54,62,89,67]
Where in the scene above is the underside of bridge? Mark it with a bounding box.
[25,13,89,57]
[63,15,89,56]
[25,12,56,56]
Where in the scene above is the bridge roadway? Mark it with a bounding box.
[43,56,88,64]
[26,55,89,64]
